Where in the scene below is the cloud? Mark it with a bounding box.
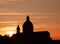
[0,0,60,13]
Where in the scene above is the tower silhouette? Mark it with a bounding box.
[23,16,33,34]
[16,25,20,34]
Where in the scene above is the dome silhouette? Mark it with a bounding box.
[23,16,33,34]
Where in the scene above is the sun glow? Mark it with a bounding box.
[6,31,13,37]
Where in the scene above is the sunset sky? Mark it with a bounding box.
[0,0,60,40]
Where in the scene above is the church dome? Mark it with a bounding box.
[23,16,33,33]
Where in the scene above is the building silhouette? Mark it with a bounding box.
[0,16,60,44]
[12,16,52,44]
[23,16,33,34]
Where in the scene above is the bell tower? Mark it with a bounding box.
[16,25,20,34]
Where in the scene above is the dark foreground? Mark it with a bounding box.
[0,31,60,44]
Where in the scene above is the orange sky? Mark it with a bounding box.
[0,0,60,40]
